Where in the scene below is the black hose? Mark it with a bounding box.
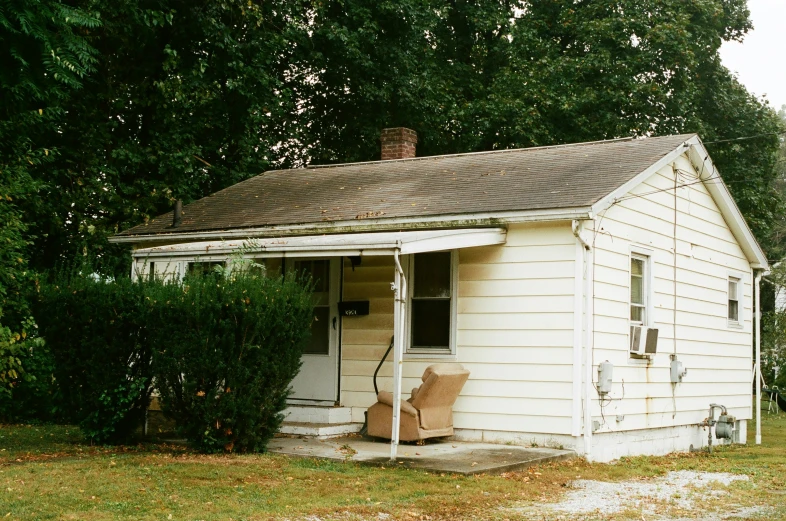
[374,336,394,395]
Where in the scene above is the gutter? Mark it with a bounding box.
[572,219,594,460]
[108,208,593,245]
[754,268,769,445]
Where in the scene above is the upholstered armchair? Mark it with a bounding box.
[367,363,470,442]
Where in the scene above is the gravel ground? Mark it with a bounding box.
[293,471,766,521]
[515,470,766,520]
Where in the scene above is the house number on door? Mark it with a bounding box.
[337,301,370,316]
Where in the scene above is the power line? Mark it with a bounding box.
[703,132,785,145]
[609,169,784,206]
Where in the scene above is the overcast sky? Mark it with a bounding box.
[719,0,786,111]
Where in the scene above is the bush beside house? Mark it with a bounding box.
[0,318,56,423]
[33,274,153,443]
[147,272,313,453]
[26,269,313,451]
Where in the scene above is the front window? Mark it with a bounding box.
[728,277,740,324]
[630,254,648,325]
[408,251,455,353]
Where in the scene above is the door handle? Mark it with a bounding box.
[333,317,337,330]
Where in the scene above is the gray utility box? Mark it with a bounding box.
[670,357,687,383]
[597,361,613,395]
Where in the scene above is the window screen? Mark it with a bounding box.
[410,252,452,350]
[187,261,224,277]
[630,256,647,324]
[728,278,740,323]
[293,259,331,355]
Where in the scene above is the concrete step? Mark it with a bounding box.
[279,421,362,439]
[283,405,352,424]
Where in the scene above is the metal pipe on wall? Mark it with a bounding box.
[390,249,406,460]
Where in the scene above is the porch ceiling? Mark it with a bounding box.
[132,227,507,258]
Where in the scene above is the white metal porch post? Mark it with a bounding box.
[755,270,762,445]
[390,249,407,460]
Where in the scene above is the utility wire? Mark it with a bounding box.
[610,169,781,206]
[703,132,786,145]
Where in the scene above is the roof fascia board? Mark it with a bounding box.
[684,138,768,269]
[112,208,591,245]
[132,228,507,259]
[590,139,691,217]
[136,250,383,261]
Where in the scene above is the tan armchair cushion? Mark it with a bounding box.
[410,364,469,430]
[377,391,418,417]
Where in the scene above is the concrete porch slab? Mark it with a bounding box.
[267,435,575,475]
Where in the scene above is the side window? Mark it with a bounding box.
[187,261,224,277]
[630,254,649,325]
[408,251,456,354]
[728,277,740,325]
[258,258,283,278]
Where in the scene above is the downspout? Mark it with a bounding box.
[755,270,762,445]
[571,227,583,438]
[572,220,594,459]
[390,248,407,461]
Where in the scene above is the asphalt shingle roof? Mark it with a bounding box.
[118,134,694,238]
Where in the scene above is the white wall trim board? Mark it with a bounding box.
[131,228,507,259]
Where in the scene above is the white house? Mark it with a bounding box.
[110,129,767,462]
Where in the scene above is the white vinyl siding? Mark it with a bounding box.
[340,222,577,433]
[590,155,753,433]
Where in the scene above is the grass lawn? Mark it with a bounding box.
[1,413,785,520]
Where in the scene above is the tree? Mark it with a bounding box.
[301,0,783,251]
[767,106,786,256]
[21,0,309,277]
[0,0,100,323]
[7,0,784,283]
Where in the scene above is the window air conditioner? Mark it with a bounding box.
[630,326,658,357]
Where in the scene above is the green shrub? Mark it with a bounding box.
[33,273,152,443]
[0,318,57,423]
[147,271,313,453]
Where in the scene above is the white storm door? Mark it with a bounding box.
[287,258,340,402]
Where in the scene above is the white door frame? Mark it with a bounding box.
[286,257,341,404]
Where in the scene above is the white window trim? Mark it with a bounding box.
[629,246,654,328]
[727,271,745,329]
[404,250,458,359]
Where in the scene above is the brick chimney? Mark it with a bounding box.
[380,127,417,160]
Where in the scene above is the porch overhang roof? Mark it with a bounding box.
[131,227,507,259]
